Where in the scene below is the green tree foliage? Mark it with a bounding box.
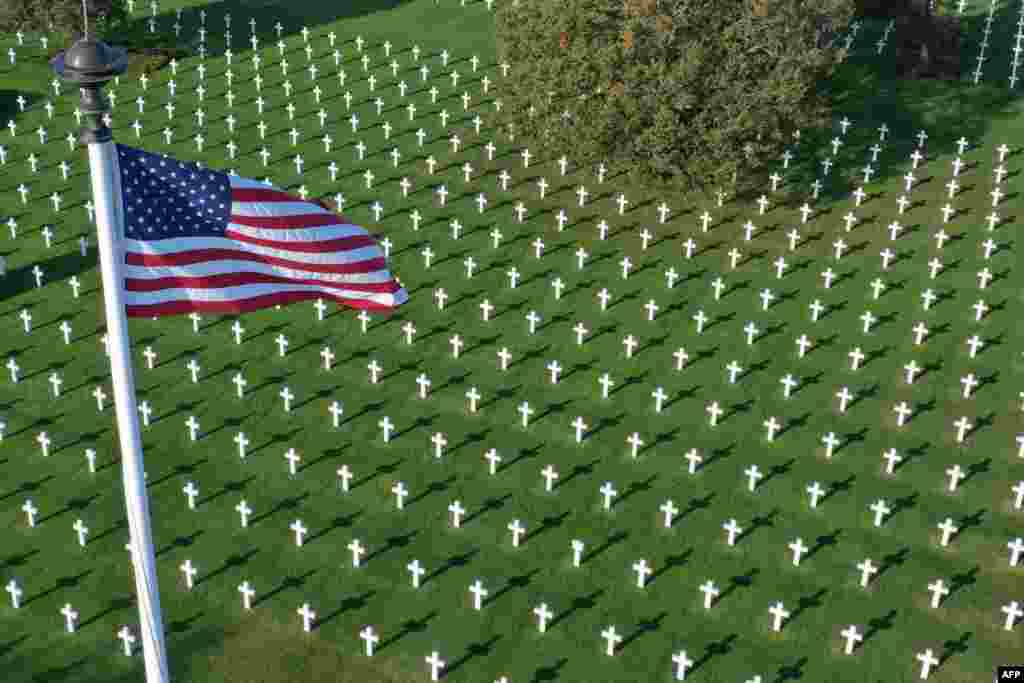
[0,0,128,44]
[494,0,857,195]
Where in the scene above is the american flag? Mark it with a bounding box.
[116,144,408,317]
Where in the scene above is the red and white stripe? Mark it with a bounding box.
[123,176,407,316]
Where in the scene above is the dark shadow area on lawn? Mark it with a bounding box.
[4,615,226,683]
[774,7,1024,207]
[0,91,42,130]
[109,0,417,63]
[0,250,98,305]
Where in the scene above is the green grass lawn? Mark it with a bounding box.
[1,1,1022,682]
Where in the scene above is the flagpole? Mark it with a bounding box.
[52,38,172,683]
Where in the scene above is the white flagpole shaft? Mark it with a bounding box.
[86,139,171,683]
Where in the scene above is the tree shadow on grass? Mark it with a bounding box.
[776,7,1024,208]
[0,91,40,126]
[0,251,98,305]
[116,0,417,62]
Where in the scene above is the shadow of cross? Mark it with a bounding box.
[606,374,647,401]
[938,631,972,666]
[552,459,599,491]
[244,322,288,345]
[154,530,204,558]
[434,370,472,393]
[585,322,619,345]
[833,426,867,455]
[584,412,625,442]
[492,300,531,325]
[532,399,572,425]
[863,608,898,644]
[849,343,888,373]
[405,475,456,508]
[703,442,737,469]
[0,635,29,658]
[203,361,242,383]
[651,426,681,448]
[691,633,738,675]
[844,382,878,412]
[36,494,100,525]
[351,459,403,490]
[200,415,248,442]
[787,588,828,627]
[758,459,795,488]
[247,428,303,458]
[613,474,657,508]
[442,634,503,677]
[948,566,980,598]
[291,386,336,414]
[502,443,542,470]
[718,568,759,604]
[618,611,668,653]
[33,656,90,682]
[819,475,855,505]
[195,549,259,587]
[251,569,318,608]
[77,595,134,630]
[523,512,570,544]
[289,335,328,358]
[337,400,387,430]
[736,360,771,384]
[295,446,345,475]
[364,531,419,565]
[447,429,490,457]
[22,569,94,606]
[876,547,911,580]
[954,509,986,540]
[389,414,439,442]
[145,459,209,490]
[675,493,715,526]
[462,333,502,357]
[0,549,39,571]
[247,492,310,527]
[582,530,630,565]
[786,370,827,397]
[305,510,361,545]
[249,374,294,397]
[965,413,996,440]
[549,589,604,630]
[774,656,808,682]
[313,589,375,631]
[167,611,204,634]
[648,548,693,585]
[906,398,936,424]
[197,475,257,507]
[375,610,439,654]
[887,492,919,522]
[530,656,568,683]
[804,529,842,561]
[961,458,991,487]
[662,384,700,411]
[423,549,479,586]
[462,494,512,526]
[775,413,810,440]
[89,517,129,545]
[736,508,779,543]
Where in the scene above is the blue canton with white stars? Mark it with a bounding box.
[117,144,232,240]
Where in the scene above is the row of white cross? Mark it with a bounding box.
[7,567,1020,676]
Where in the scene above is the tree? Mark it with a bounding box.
[0,0,128,44]
[494,0,857,195]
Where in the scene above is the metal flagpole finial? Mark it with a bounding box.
[50,3,128,145]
